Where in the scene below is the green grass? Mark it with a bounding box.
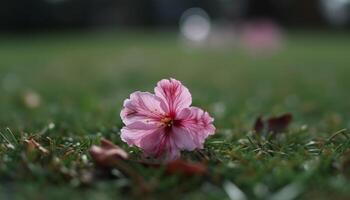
[1,30,350,199]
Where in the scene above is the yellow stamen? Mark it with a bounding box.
[161,117,173,127]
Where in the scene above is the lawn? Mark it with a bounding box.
[0,30,350,199]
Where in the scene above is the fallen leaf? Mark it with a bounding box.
[253,113,293,135]
[89,140,205,192]
[89,139,151,195]
[165,159,207,176]
[267,113,293,133]
[138,159,207,177]
[89,138,129,167]
[253,116,264,133]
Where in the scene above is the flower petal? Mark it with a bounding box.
[139,128,181,161]
[164,138,181,161]
[174,107,216,149]
[171,126,197,151]
[120,121,161,147]
[154,78,192,116]
[139,128,167,156]
[120,91,167,125]
[121,121,180,160]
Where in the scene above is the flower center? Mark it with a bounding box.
[161,117,173,127]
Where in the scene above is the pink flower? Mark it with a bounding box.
[120,78,215,161]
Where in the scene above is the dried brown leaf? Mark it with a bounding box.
[253,116,264,133]
[267,113,293,133]
[89,138,129,167]
[165,159,207,176]
[253,113,293,135]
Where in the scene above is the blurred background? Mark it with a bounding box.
[1,0,350,54]
[0,0,350,131]
[1,0,350,31]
